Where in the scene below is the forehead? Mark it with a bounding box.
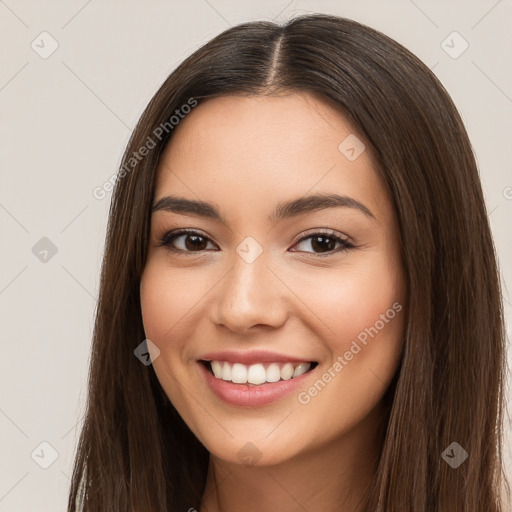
[154,92,392,225]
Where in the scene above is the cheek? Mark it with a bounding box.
[293,255,404,347]
[139,264,198,408]
[294,254,405,400]
[139,261,217,402]
[295,259,405,420]
[139,265,192,387]
[140,269,171,342]
[140,261,206,343]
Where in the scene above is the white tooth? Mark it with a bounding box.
[211,361,223,378]
[266,363,281,382]
[221,361,232,381]
[292,362,311,378]
[247,364,266,385]
[231,363,248,383]
[280,362,294,380]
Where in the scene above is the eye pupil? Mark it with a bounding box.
[185,234,208,251]
[311,236,336,253]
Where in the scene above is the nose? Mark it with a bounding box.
[210,253,289,334]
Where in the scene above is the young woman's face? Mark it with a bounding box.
[140,92,406,466]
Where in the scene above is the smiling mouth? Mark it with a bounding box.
[199,360,318,386]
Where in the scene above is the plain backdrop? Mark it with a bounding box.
[0,1,511,510]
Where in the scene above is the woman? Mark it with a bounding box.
[68,13,510,512]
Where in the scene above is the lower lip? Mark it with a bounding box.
[198,362,316,407]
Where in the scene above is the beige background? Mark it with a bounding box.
[0,1,511,510]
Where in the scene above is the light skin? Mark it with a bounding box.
[140,92,407,512]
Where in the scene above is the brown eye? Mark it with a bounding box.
[157,230,217,254]
[157,229,354,257]
[291,232,354,256]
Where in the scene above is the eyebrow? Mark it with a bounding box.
[151,193,376,223]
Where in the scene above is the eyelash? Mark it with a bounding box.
[156,228,355,257]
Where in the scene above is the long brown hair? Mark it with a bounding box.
[67,13,510,512]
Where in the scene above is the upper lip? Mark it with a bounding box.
[198,350,316,365]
